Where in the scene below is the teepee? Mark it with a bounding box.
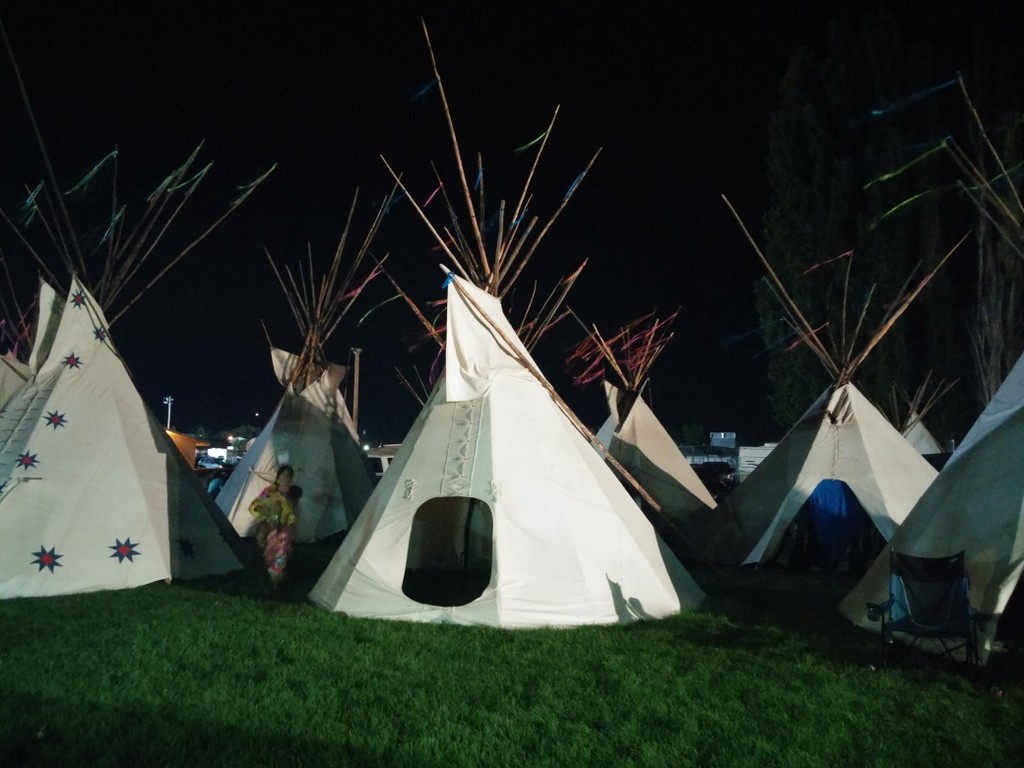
[566,311,717,558]
[887,374,956,456]
[692,200,959,568]
[839,350,1024,661]
[309,24,704,626]
[219,191,387,542]
[0,82,269,596]
[712,383,939,568]
[902,414,943,455]
[0,278,246,597]
[840,76,1024,663]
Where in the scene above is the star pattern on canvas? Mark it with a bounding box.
[43,410,68,430]
[109,538,141,563]
[70,291,86,308]
[63,352,83,369]
[17,452,39,470]
[31,545,62,573]
[177,537,196,558]
[93,326,108,342]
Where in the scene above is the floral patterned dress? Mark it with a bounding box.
[249,484,298,582]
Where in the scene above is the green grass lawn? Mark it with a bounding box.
[1,543,1022,767]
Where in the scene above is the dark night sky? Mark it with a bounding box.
[0,3,1014,446]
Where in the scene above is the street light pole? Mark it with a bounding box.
[351,348,362,434]
[162,396,174,429]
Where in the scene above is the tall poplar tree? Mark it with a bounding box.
[959,32,1024,408]
[760,10,970,439]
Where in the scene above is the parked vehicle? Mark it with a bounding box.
[693,461,736,500]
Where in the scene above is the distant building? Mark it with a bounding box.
[709,431,737,449]
[678,434,778,480]
[737,443,778,482]
[366,443,401,477]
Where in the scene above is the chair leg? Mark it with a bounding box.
[967,629,981,673]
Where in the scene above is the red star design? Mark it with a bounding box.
[109,538,141,563]
[17,452,39,470]
[31,545,62,573]
[44,410,68,429]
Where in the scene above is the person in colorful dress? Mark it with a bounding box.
[248,465,302,588]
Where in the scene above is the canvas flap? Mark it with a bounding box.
[321,361,347,392]
[270,347,298,387]
[445,274,536,402]
[29,280,63,373]
[948,350,1024,467]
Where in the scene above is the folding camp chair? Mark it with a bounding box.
[866,550,984,670]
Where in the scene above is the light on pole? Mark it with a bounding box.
[162,396,174,429]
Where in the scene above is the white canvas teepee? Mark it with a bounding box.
[839,350,1024,662]
[568,312,717,554]
[312,26,702,625]
[219,346,373,541]
[699,382,937,566]
[0,279,245,598]
[218,188,388,542]
[693,200,960,568]
[902,413,944,455]
[309,275,705,626]
[836,75,1024,663]
[599,381,717,533]
[886,376,955,457]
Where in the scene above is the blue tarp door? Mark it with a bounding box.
[804,479,870,570]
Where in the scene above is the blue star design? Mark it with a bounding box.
[31,545,62,573]
[93,326,108,342]
[177,537,196,558]
[109,538,141,563]
[16,452,39,470]
[63,352,83,369]
[43,410,68,430]
[70,291,86,308]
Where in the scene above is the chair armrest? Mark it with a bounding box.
[866,599,893,622]
[969,608,993,628]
